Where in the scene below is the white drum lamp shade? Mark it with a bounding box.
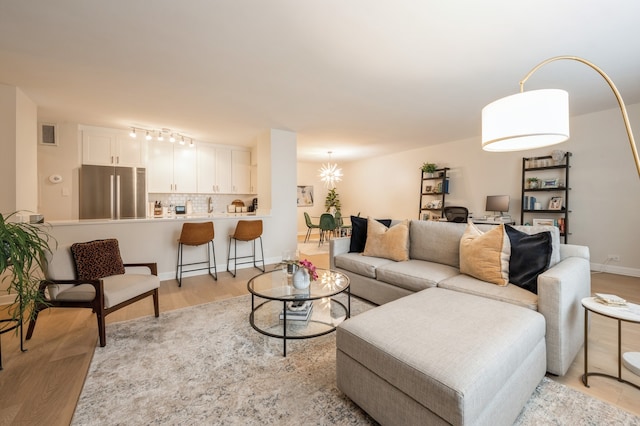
[482,89,570,152]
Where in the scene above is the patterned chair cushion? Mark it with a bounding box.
[71,239,125,280]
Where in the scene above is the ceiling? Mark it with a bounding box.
[1,1,639,163]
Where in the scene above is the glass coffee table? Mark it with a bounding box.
[248,268,350,356]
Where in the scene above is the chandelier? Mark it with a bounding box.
[319,151,343,188]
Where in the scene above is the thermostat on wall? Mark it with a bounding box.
[49,174,63,183]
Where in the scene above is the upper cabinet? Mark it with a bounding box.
[82,129,145,167]
[148,143,197,193]
[231,150,251,194]
[196,144,252,194]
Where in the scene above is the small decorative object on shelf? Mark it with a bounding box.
[421,162,438,177]
[280,300,313,321]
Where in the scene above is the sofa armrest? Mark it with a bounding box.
[559,244,589,261]
[330,237,351,270]
[537,254,591,375]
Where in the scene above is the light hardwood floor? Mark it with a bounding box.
[0,246,638,425]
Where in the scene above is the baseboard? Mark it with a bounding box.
[591,263,640,277]
[159,255,280,281]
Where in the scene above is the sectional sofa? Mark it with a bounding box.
[329,219,591,376]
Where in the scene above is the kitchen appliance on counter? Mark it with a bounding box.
[248,197,258,212]
[80,165,146,219]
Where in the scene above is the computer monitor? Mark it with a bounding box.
[485,195,510,217]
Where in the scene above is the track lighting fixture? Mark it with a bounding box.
[128,126,195,148]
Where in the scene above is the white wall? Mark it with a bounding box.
[331,103,640,276]
[0,84,38,214]
[37,122,81,220]
[0,84,17,213]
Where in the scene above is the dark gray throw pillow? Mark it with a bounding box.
[505,225,552,294]
[349,216,392,253]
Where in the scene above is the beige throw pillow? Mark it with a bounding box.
[362,218,409,262]
[459,222,510,286]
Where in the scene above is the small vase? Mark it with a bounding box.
[292,268,310,289]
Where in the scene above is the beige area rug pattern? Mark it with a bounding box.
[73,295,640,425]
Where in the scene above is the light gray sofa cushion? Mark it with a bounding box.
[376,260,458,292]
[439,273,538,310]
[334,252,394,279]
[409,220,466,267]
[337,287,546,424]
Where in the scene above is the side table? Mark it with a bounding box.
[581,297,640,390]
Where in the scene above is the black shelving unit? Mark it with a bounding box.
[521,152,571,243]
[419,167,450,220]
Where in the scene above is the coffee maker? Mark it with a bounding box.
[249,198,258,212]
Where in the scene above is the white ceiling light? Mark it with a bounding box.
[129,128,136,138]
[319,151,343,188]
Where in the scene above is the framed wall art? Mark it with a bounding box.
[297,185,314,206]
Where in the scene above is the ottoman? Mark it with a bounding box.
[336,287,546,426]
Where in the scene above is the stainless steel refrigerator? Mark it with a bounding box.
[80,165,146,219]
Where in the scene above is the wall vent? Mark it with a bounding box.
[39,123,57,146]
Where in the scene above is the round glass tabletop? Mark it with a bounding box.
[248,268,349,301]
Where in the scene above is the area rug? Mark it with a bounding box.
[73,295,640,425]
[297,241,329,256]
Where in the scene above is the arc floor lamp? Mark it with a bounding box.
[481,55,639,179]
[481,55,640,384]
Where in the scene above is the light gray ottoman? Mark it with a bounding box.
[337,287,546,426]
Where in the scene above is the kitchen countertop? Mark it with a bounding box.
[48,211,269,226]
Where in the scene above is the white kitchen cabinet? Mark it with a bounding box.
[232,150,251,194]
[82,130,145,167]
[215,147,232,193]
[197,145,231,193]
[196,144,217,193]
[148,143,197,193]
[197,145,251,194]
[250,164,258,194]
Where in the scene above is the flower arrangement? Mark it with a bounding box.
[297,258,319,281]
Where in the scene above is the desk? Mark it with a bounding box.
[581,297,640,390]
[471,219,516,225]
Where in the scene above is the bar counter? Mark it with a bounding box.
[47,211,275,281]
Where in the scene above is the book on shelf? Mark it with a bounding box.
[280,301,313,321]
[594,293,627,307]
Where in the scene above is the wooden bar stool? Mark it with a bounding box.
[226,220,265,277]
[176,222,217,287]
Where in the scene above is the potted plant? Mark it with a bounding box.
[0,212,55,329]
[526,177,540,189]
[421,162,438,177]
[324,188,341,215]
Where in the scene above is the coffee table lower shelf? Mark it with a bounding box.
[249,297,349,356]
